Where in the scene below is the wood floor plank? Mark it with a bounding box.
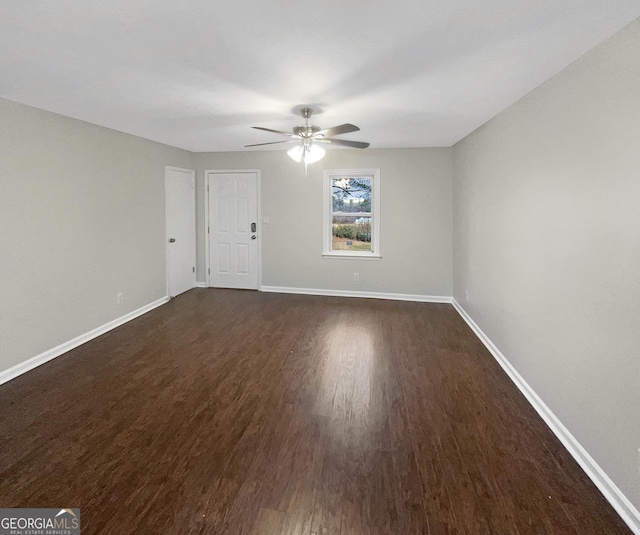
[252,508,286,535]
[0,289,632,534]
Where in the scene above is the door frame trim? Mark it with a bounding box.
[165,166,196,298]
[205,169,262,290]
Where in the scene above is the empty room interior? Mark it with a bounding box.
[1,2,639,534]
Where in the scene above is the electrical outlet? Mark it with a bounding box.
[117,292,124,304]
[353,273,359,282]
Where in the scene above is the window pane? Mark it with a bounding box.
[332,177,372,214]
[331,214,372,252]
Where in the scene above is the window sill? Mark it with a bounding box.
[322,253,382,261]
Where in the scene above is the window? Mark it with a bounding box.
[323,169,380,259]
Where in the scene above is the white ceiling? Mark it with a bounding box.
[1,1,638,152]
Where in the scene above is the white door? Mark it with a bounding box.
[165,167,196,297]
[208,172,259,289]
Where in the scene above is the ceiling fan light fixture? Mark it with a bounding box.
[304,143,325,164]
[287,143,325,164]
[287,145,304,162]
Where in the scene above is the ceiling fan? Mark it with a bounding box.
[245,107,370,172]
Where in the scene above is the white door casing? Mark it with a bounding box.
[207,171,259,289]
[165,166,196,297]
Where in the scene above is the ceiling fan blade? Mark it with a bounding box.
[314,123,360,138]
[251,126,298,138]
[244,140,297,147]
[322,138,370,149]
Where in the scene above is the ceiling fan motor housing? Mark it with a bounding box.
[293,125,322,138]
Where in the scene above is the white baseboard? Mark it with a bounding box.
[451,299,640,534]
[260,285,452,303]
[194,282,207,288]
[0,297,169,387]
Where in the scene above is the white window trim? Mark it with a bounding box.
[323,168,381,259]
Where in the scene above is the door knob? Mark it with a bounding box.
[169,238,176,243]
[251,235,257,240]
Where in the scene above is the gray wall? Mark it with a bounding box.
[0,98,193,373]
[194,148,453,297]
[453,19,640,508]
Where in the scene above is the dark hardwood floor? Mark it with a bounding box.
[0,289,631,534]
